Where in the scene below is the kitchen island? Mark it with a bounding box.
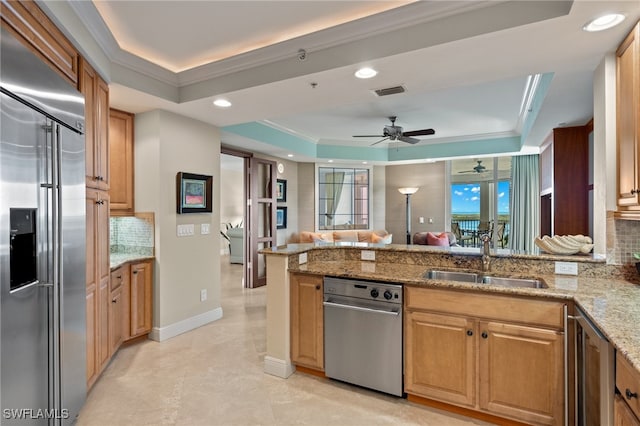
[262,242,640,425]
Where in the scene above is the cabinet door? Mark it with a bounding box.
[290,274,323,370]
[97,274,110,370]
[617,23,640,207]
[85,285,98,388]
[109,285,124,357]
[404,310,476,407]
[616,394,640,426]
[109,109,134,213]
[479,321,563,425]
[130,261,153,337]
[80,59,109,190]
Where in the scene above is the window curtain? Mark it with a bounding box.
[509,155,540,252]
[325,172,345,225]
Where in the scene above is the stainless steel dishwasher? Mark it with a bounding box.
[323,276,403,396]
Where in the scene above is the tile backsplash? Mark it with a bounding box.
[608,217,640,265]
[110,216,154,256]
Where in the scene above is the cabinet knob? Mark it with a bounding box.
[133,270,138,275]
[626,389,638,400]
[315,285,320,290]
[466,330,473,337]
[481,332,488,339]
[632,189,640,195]
[117,275,122,279]
[112,299,117,303]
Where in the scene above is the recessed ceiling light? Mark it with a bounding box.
[287,154,294,158]
[362,161,368,165]
[213,99,232,108]
[583,13,625,32]
[355,67,378,79]
[328,159,334,163]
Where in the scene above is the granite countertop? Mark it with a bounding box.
[110,253,155,270]
[288,259,640,375]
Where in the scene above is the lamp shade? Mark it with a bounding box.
[398,187,419,195]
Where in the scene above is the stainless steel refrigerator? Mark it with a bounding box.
[1,26,86,425]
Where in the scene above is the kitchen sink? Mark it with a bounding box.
[424,270,547,289]
[480,276,547,289]
[424,270,479,283]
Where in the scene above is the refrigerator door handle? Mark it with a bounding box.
[51,123,62,417]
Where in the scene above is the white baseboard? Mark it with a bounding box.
[149,307,223,342]
[264,355,295,378]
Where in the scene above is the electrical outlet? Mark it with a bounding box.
[201,223,211,235]
[555,261,578,276]
[299,253,308,265]
[200,289,207,302]
[361,250,376,261]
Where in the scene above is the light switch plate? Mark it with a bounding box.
[177,224,195,237]
[555,261,578,276]
[361,250,376,261]
[201,223,211,235]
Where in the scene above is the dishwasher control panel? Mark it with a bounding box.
[323,276,402,304]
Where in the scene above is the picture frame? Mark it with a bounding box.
[276,179,287,202]
[176,172,213,214]
[276,206,287,229]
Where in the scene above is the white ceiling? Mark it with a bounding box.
[77,0,640,164]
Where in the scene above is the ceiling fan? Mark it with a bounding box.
[458,160,490,174]
[353,116,435,146]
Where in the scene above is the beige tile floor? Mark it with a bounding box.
[77,257,489,426]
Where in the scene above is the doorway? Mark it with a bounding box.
[220,152,246,285]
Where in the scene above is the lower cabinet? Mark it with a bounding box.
[130,260,153,338]
[109,264,130,356]
[405,286,566,425]
[290,273,324,371]
[616,352,640,425]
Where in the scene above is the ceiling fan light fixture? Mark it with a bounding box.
[213,99,232,108]
[583,13,625,32]
[355,67,378,79]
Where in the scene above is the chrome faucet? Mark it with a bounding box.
[481,234,491,272]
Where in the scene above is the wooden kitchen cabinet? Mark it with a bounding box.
[1,0,79,86]
[80,58,110,191]
[616,352,640,424]
[130,260,153,338]
[405,310,475,407]
[290,273,324,371]
[109,109,135,214]
[616,21,640,215]
[85,189,110,388]
[404,286,565,425]
[109,264,130,356]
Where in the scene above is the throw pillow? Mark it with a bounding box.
[371,233,393,244]
[426,232,450,247]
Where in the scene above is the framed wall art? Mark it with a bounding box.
[276,179,287,202]
[176,172,213,214]
[276,206,287,229]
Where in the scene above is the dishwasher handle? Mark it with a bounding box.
[323,300,400,316]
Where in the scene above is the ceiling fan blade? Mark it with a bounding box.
[458,170,477,173]
[402,128,435,137]
[353,134,385,138]
[398,135,420,144]
[370,137,390,146]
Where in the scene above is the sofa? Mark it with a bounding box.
[413,231,459,247]
[297,229,392,244]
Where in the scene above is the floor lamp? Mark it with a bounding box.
[398,187,419,244]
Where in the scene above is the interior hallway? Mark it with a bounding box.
[77,257,488,425]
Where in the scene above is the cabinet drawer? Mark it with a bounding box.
[110,264,130,292]
[405,286,565,329]
[617,352,640,419]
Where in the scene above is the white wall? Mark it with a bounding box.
[593,53,617,256]
[135,110,221,338]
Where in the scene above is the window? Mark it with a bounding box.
[450,157,511,247]
[318,167,369,230]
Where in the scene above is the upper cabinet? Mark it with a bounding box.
[109,109,135,215]
[80,58,110,191]
[1,0,79,86]
[616,21,640,216]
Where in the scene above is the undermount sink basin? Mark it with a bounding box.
[424,270,547,289]
[424,270,479,283]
